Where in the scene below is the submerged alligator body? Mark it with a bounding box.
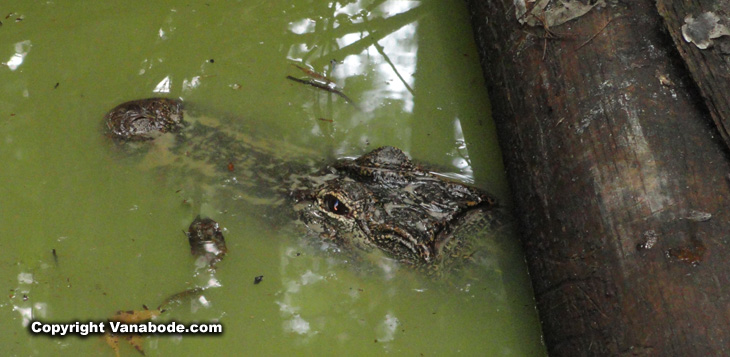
[106,98,505,271]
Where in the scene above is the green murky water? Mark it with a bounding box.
[0,1,545,355]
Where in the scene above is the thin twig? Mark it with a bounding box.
[530,13,570,60]
[286,75,361,110]
[291,64,335,85]
[575,17,618,52]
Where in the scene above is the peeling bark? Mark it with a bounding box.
[656,0,730,152]
[466,0,730,355]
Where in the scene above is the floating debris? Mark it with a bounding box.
[286,75,360,110]
[159,287,206,311]
[291,63,334,84]
[254,275,263,284]
[104,305,163,356]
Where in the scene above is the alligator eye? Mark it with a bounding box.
[323,194,349,215]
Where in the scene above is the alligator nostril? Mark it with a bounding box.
[289,189,313,203]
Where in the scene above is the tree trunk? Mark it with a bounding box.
[656,0,730,151]
[465,0,730,355]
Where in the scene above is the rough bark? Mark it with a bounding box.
[656,0,730,151]
[465,0,730,355]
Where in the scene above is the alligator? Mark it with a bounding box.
[105,97,507,272]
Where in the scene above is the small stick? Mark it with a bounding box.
[575,17,618,52]
[291,64,335,84]
[286,76,361,110]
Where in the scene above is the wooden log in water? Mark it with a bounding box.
[465,0,730,355]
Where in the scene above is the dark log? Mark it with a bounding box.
[656,0,730,151]
[465,0,730,355]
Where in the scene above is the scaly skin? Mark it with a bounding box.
[105,97,506,269]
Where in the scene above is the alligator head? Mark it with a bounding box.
[290,146,501,266]
[106,98,503,267]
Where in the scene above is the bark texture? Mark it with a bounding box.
[466,0,730,355]
[656,0,730,151]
